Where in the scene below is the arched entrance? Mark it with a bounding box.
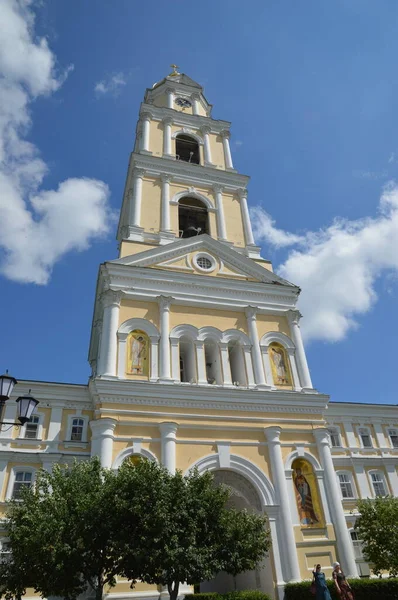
[200,469,275,598]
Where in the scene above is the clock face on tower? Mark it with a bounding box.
[175,97,192,108]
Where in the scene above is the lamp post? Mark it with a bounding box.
[0,371,39,427]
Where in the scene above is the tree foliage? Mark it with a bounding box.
[119,468,271,600]
[355,496,398,576]
[0,458,271,600]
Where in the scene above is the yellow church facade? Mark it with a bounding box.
[1,69,398,600]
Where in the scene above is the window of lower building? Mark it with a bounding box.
[12,472,33,499]
[388,428,398,449]
[350,531,364,560]
[359,427,373,448]
[370,472,387,497]
[71,418,84,441]
[338,473,354,498]
[328,427,341,448]
[24,415,40,439]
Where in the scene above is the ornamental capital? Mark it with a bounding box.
[264,426,282,443]
[245,305,257,319]
[201,125,211,135]
[133,168,146,179]
[160,174,172,184]
[162,116,173,126]
[101,290,124,309]
[191,92,201,100]
[158,295,172,310]
[237,188,248,200]
[220,129,231,139]
[213,184,224,194]
[287,309,302,326]
[140,110,153,120]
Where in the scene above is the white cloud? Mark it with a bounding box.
[251,207,304,248]
[94,72,126,97]
[252,183,398,343]
[0,0,114,285]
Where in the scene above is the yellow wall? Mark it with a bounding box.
[119,300,160,329]
[170,305,248,333]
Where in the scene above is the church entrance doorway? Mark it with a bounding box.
[200,469,275,598]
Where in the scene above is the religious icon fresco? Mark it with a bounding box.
[269,343,292,387]
[292,458,324,527]
[127,330,149,377]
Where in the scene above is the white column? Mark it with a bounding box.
[261,347,275,388]
[213,185,227,241]
[385,463,398,496]
[195,340,207,384]
[314,428,358,577]
[238,189,255,246]
[129,168,145,229]
[163,118,173,157]
[353,463,372,498]
[245,307,267,387]
[220,129,234,170]
[97,290,123,377]
[220,343,232,386]
[140,112,151,153]
[191,93,200,115]
[201,126,213,165]
[264,427,301,583]
[0,460,9,501]
[149,336,159,382]
[170,339,180,381]
[342,421,357,449]
[158,296,172,381]
[160,422,178,474]
[166,88,174,109]
[0,402,17,439]
[47,406,63,450]
[90,418,117,469]
[160,174,171,231]
[373,422,387,449]
[287,310,313,389]
[287,347,302,391]
[243,344,256,387]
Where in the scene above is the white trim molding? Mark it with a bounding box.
[112,445,158,469]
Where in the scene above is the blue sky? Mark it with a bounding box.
[1,0,397,404]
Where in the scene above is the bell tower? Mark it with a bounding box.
[89,66,314,396]
[117,65,262,259]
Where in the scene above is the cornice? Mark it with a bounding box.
[129,153,249,189]
[99,270,298,312]
[11,381,90,405]
[139,103,229,132]
[89,377,329,414]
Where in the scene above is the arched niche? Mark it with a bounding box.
[260,331,300,390]
[175,134,200,164]
[117,318,160,381]
[291,458,324,528]
[178,196,210,238]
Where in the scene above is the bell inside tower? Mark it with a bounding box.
[178,197,209,238]
[175,134,200,164]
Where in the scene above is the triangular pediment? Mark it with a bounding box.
[110,236,297,288]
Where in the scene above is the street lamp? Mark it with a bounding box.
[0,371,39,427]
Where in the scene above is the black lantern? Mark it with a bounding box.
[0,371,17,402]
[16,390,39,425]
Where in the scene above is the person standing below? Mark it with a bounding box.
[332,562,354,600]
[312,564,332,600]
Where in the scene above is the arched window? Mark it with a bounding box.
[228,341,247,386]
[179,336,196,383]
[175,134,200,164]
[204,340,222,385]
[178,197,209,238]
[126,330,150,378]
[268,342,293,388]
[292,458,323,527]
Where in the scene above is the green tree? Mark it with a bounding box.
[119,468,271,600]
[355,496,398,576]
[1,458,166,600]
